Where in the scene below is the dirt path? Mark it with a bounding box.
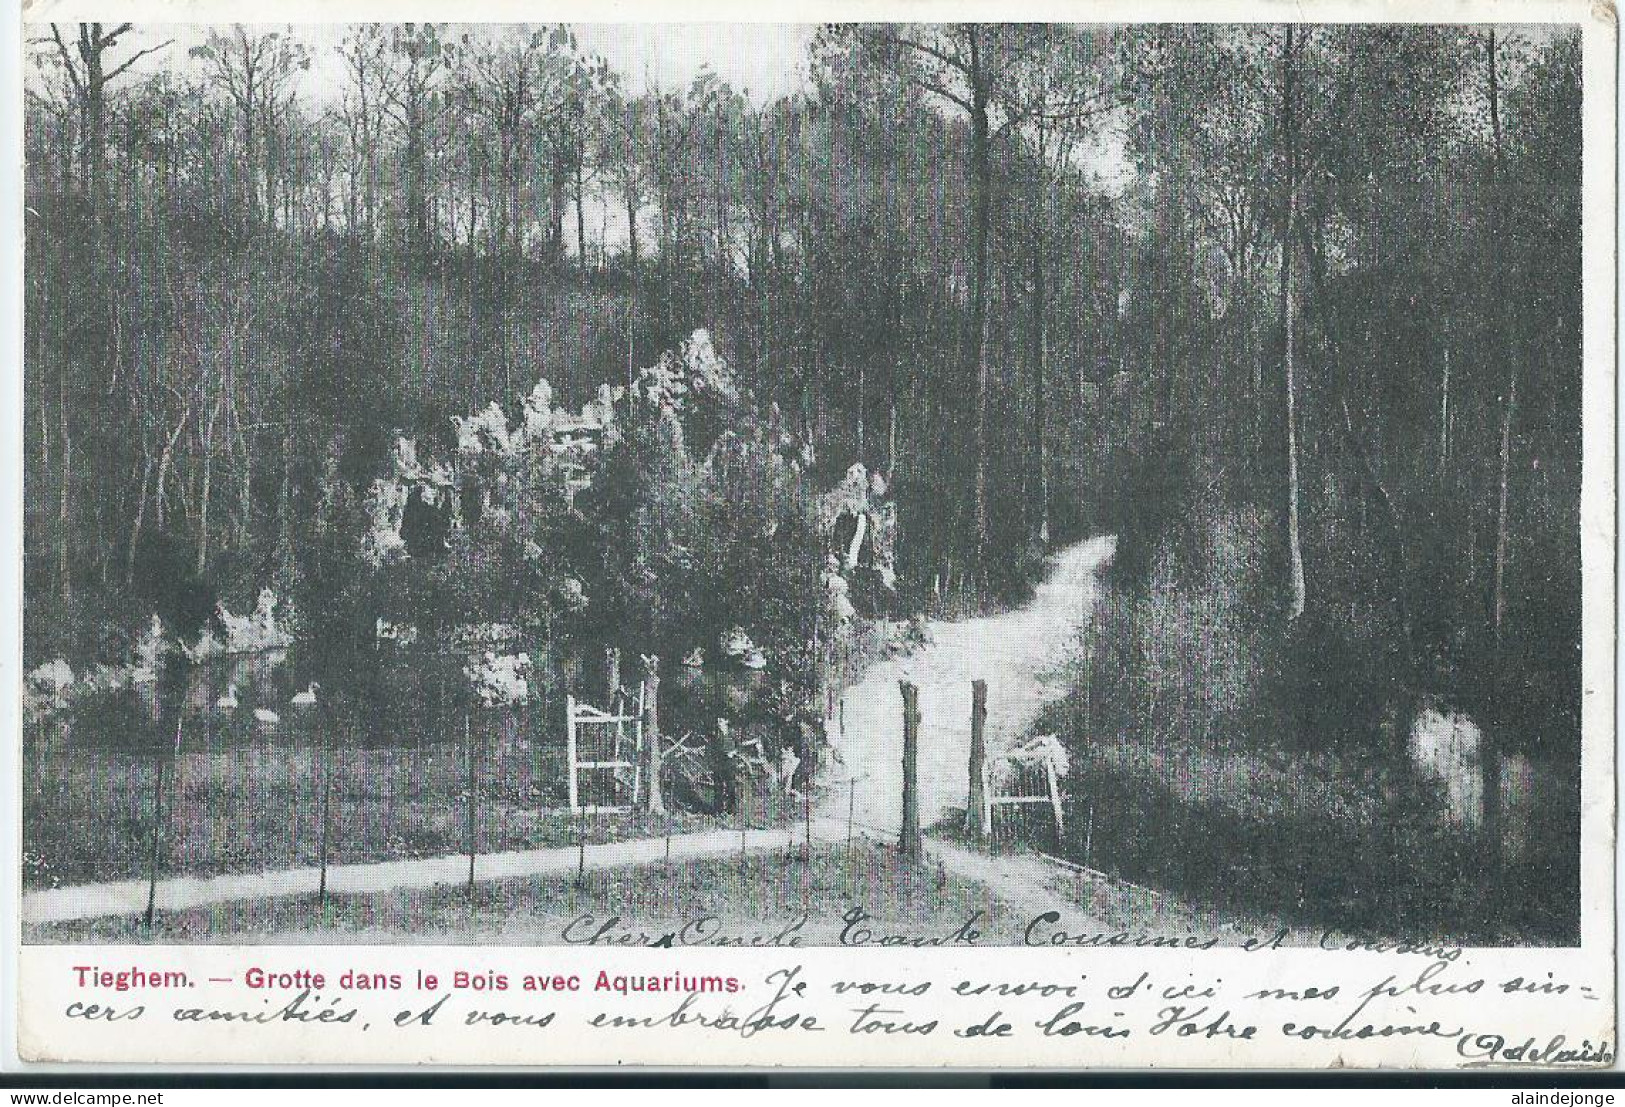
[27,542,1118,929]
[21,821,860,925]
[821,536,1116,836]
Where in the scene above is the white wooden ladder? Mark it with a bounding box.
[566,686,645,813]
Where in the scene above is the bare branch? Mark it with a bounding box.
[995,90,1130,139]
[885,31,970,77]
[49,25,85,97]
[913,75,974,114]
[98,23,135,48]
[860,28,978,112]
[104,39,174,83]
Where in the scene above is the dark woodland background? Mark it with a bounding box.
[23,23,1584,940]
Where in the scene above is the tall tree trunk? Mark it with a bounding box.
[1188,191,1203,426]
[362,107,378,240]
[81,82,105,207]
[966,29,993,568]
[197,393,223,575]
[625,188,641,276]
[407,106,427,252]
[494,144,511,254]
[549,159,568,263]
[856,363,865,461]
[74,24,110,207]
[1478,28,1515,882]
[1250,292,1264,470]
[1031,201,1049,546]
[1492,371,1518,638]
[575,156,589,272]
[889,400,899,478]
[1439,344,1451,474]
[57,381,73,601]
[1283,223,1306,622]
[1281,24,1306,621]
[238,439,254,547]
[626,188,640,404]
[1487,28,1516,648]
[276,428,294,575]
[264,108,279,232]
[243,79,258,225]
[345,146,359,236]
[38,385,51,471]
[127,457,152,586]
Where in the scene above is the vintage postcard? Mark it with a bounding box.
[5,0,1616,1070]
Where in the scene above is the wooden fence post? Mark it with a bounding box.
[566,695,579,812]
[143,755,165,928]
[641,655,664,815]
[1482,733,1504,884]
[899,680,921,860]
[803,731,814,861]
[605,647,622,707]
[715,716,737,815]
[318,716,334,903]
[465,712,477,893]
[739,753,749,861]
[967,679,989,843]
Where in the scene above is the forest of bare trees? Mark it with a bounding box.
[26,21,1581,770]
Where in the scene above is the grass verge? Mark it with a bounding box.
[25,838,1024,945]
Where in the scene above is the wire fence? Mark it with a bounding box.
[24,642,1072,925]
[22,686,815,903]
[21,703,605,893]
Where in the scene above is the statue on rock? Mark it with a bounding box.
[819,462,899,595]
[132,615,167,683]
[519,379,555,446]
[362,477,410,566]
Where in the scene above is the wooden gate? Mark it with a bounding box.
[982,734,1066,839]
[566,687,644,813]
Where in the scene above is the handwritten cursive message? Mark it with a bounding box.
[21,913,1615,1069]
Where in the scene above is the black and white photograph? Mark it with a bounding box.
[15,10,1601,978]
